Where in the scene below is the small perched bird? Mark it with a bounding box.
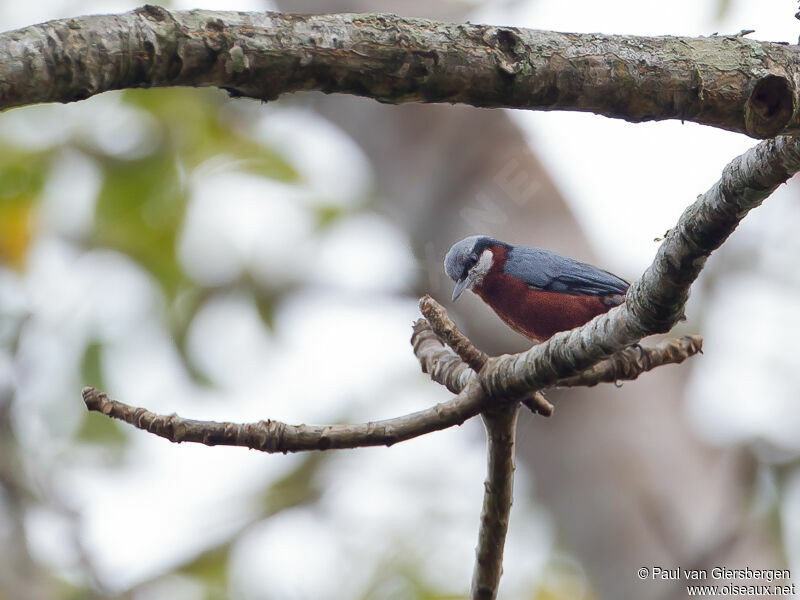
[444,235,629,341]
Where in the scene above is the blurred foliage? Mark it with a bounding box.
[93,151,185,299]
[261,452,326,514]
[148,453,329,597]
[74,408,128,448]
[0,149,48,268]
[715,0,733,20]
[171,286,217,384]
[361,562,468,600]
[123,88,299,181]
[87,89,305,382]
[75,341,127,446]
[315,204,346,229]
[89,88,299,301]
[0,82,333,598]
[178,545,230,598]
[531,557,596,600]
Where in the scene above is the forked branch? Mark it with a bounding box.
[75,85,800,600]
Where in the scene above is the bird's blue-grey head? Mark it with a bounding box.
[444,235,497,302]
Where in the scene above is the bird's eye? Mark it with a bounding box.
[469,252,479,263]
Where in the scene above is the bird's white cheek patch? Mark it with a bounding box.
[469,249,494,287]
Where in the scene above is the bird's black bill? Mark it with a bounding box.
[452,278,468,302]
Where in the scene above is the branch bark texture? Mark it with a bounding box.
[2,6,800,137]
[556,335,702,388]
[81,384,485,452]
[471,405,519,600]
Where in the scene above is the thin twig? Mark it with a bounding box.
[419,295,487,372]
[81,385,485,452]
[521,393,555,416]
[471,404,520,600]
[412,319,474,394]
[555,335,703,388]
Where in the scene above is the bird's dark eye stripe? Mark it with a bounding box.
[460,253,480,279]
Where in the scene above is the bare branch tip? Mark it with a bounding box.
[81,386,105,410]
[418,295,488,373]
[419,293,434,308]
[522,391,554,417]
[418,294,446,321]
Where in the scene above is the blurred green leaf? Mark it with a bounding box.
[0,197,34,269]
[315,204,345,229]
[80,340,105,390]
[74,411,127,446]
[122,88,299,181]
[90,88,301,302]
[253,288,280,333]
[93,151,186,299]
[533,556,596,600]
[0,150,48,268]
[81,87,311,390]
[170,286,216,386]
[52,576,93,600]
[715,0,733,20]
[263,452,326,515]
[362,565,467,600]
[76,341,126,445]
[0,151,48,200]
[178,545,230,590]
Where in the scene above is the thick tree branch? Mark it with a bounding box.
[481,136,800,399]
[81,384,485,452]
[471,404,519,600]
[2,7,800,137]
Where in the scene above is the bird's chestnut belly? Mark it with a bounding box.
[474,275,617,341]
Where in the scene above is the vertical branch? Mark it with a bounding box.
[471,403,520,600]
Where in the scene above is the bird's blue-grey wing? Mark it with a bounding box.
[504,247,629,296]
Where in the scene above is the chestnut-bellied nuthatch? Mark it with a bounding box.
[444,235,629,341]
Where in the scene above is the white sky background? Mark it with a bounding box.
[475,0,797,273]
[3,0,800,598]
